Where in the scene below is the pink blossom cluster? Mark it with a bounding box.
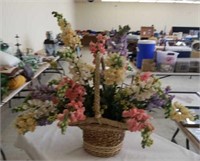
[139,72,152,82]
[122,108,154,132]
[89,34,107,56]
[55,77,86,125]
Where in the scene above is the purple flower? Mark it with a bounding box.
[147,92,171,110]
[106,25,130,57]
[29,85,56,101]
[37,118,53,126]
[165,86,171,94]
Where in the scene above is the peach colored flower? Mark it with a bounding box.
[63,109,69,115]
[67,100,83,110]
[127,118,145,132]
[89,34,107,55]
[69,108,86,123]
[57,114,65,121]
[123,108,152,132]
[96,34,107,44]
[140,72,152,82]
[98,43,106,54]
[89,42,98,54]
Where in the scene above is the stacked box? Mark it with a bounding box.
[191,51,200,58]
[189,59,200,73]
[175,58,200,73]
[175,58,190,72]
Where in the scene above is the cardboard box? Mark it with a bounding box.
[191,51,200,58]
[141,59,156,72]
[189,59,200,72]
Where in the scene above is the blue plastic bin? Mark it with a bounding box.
[136,40,156,69]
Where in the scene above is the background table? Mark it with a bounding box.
[171,92,200,151]
[15,122,200,161]
[0,56,60,108]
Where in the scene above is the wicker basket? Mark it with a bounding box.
[70,52,128,157]
[70,117,127,157]
[81,124,125,157]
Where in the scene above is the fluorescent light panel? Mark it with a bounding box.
[101,0,200,4]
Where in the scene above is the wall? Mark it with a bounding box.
[75,2,200,33]
[1,1,200,52]
[1,0,75,52]
[0,0,2,39]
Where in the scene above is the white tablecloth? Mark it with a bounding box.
[15,122,200,161]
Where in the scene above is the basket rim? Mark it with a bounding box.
[69,117,128,130]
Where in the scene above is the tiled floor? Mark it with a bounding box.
[1,48,200,160]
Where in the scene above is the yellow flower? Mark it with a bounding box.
[105,53,126,69]
[16,120,26,128]
[104,68,125,85]
[56,16,81,50]
[26,118,35,126]
[15,113,37,134]
[170,102,194,122]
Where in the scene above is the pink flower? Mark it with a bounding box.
[123,108,148,120]
[65,88,77,100]
[57,113,64,121]
[57,109,69,121]
[74,84,86,96]
[65,83,85,101]
[123,108,152,132]
[98,43,106,54]
[127,118,145,132]
[75,108,86,120]
[63,109,69,115]
[140,72,152,82]
[89,42,98,54]
[96,34,103,39]
[70,113,78,123]
[127,118,138,131]
[89,34,107,55]
[135,110,150,121]
[67,100,83,110]
[122,108,137,117]
[97,34,107,43]
[56,77,70,90]
[69,108,86,123]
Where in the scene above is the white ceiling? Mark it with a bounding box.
[75,0,200,3]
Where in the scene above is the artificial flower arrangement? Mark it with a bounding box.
[13,12,196,157]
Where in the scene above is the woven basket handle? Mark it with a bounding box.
[94,52,101,119]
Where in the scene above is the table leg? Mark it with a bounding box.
[186,138,190,149]
[57,60,65,75]
[171,128,180,144]
[1,148,6,160]
[8,100,11,108]
[37,75,42,84]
